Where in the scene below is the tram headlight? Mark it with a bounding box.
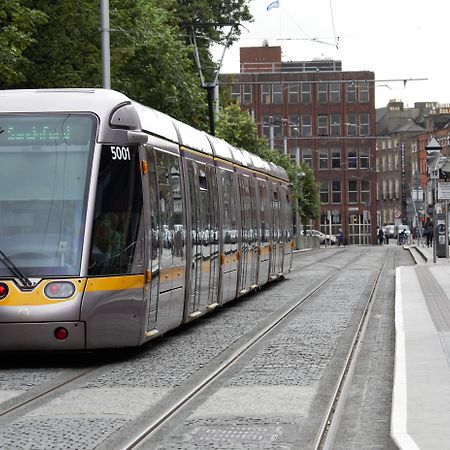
[44,281,76,299]
[0,283,9,299]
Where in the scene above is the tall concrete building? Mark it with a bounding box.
[221,44,377,244]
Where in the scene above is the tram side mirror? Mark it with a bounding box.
[127,130,148,144]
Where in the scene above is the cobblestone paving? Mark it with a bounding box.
[0,246,403,449]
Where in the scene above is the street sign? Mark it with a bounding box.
[438,182,450,200]
[394,211,401,219]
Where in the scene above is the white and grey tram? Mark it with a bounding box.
[0,89,293,350]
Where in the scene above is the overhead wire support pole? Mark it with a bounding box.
[187,22,239,135]
[100,0,111,89]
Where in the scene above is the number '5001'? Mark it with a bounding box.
[110,146,131,160]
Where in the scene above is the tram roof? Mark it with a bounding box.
[0,88,288,181]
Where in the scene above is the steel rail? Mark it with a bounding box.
[313,248,391,449]
[121,253,363,450]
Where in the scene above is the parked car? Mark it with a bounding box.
[305,229,335,245]
[384,224,395,238]
[397,224,411,236]
[305,229,326,244]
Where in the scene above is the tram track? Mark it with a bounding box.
[0,247,343,428]
[312,248,392,449]
[116,251,365,449]
[0,248,382,449]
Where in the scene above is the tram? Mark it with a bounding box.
[0,89,293,350]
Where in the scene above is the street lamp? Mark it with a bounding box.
[425,137,442,263]
[295,171,306,249]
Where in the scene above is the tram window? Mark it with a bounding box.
[89,145,143,275]
[199,174,208,190]
[0,114,95,277]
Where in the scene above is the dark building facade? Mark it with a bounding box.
[221,45,377,244]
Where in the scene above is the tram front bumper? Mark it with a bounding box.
[0,321,85,351]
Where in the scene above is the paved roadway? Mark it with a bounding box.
[0,244,413,449]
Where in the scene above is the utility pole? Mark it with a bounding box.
[100,0,111,89]
[187,23,238,135]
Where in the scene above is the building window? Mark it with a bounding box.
[388,153,393,171]
[289,114,299,136]
[318,82,328,103]
[272,114,283,137]
[243,84,252,104]
[394,179,400,199]
[331,147,341,168]
[348,147,357,168]
[359,112,369,135]
[330,113,341,136]
[320,180,329,203]
[332,180,342,203]
[361,180,370,203]
[301,114,312,137]
[319,147,328,169]
[288,84,299,103]
[290,147,300,165]
[231,84,241,103]
[301,82,311,104]
[318,115,328,136]
[358,81,369,102]
[301,148,312,168]
[330,82,340,103]
[360,146,370,168]
[347,113,357,136]
[262,115,271,138]
[388,179,394,199]
[348,180,358,203]
[261,83,270,104]
[346,81,356,103]
[272,83,282,104]
[382,179,387,199]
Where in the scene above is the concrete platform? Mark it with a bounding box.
[392,245,450,449]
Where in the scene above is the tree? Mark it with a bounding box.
[0,0,47,88]
[18,0,104,88]
[215,103,267,154]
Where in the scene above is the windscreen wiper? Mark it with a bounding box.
[0,250,33,287]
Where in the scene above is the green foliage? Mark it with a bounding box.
[216,103,266,154]
[109,0,209,127]
[0,0,47,87]
[17,0,104,88]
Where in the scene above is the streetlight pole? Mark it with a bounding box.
[426,137,442,263]
[296,171,306,249]
[100,0,111,89]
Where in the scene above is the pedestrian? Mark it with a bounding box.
[338,228,344,246]
[384,229,390,245]
[378,227,384,245]
[424,217,434,247]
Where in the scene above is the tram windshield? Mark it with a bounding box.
[0,114,96,277]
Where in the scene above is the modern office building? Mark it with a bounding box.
[221,44,377,244]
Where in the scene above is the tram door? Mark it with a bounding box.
[270,184,283,279]
[185,158,219,315]
[219,168,239,304]
[143,146,186,334]
[257,178,271,285]
[237,173,258,294]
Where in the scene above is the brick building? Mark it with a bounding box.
[221,45,377,244]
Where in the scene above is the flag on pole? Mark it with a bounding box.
[266,0,280,11]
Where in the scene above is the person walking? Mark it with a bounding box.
[338,228,344,247]
[378,227,384,245]
[424,217,434,247]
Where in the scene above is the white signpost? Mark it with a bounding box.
[438,182,450,200]
[437,182,449,259]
